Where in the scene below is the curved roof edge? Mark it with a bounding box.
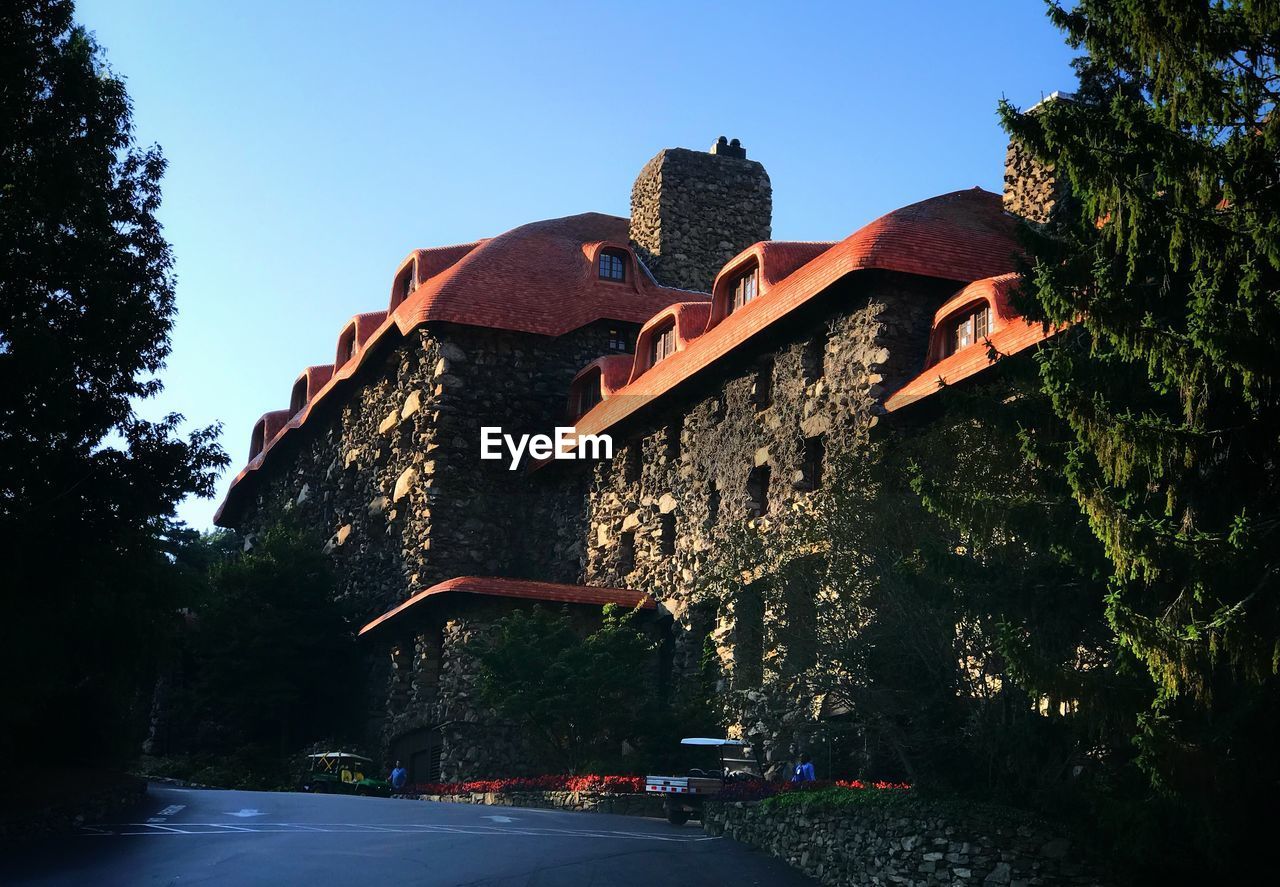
[215,212,704,527]
[884,273,1062,412]
[563,189,1019,445]
[357,576,657,637]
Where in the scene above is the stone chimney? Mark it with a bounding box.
[629,137,771,292]
[1003,92,1073,225]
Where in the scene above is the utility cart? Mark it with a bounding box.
[301,752,391,797]
[645,737,762,825]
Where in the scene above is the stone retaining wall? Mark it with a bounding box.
[702,798,1109,887]
[412,789,663,818]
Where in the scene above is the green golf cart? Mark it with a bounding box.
[302,752,391,797]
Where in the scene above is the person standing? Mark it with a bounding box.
[790,753,815,783]
[390,760,408,792]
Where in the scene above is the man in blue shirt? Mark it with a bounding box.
[389,761,408,792]
[791,753,816,783]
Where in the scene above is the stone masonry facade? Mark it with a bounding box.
[574,270,958,771]
[218,132,1063,785]
[629,144,772,292]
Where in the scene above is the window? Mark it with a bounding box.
[751,358,773,409]
[338,327,357,366]
[290,377,308,414]
[943,303,991,358]
[796,435,825,491]
[746,465,771,518]
[619,531,636,573]
[400,267,415,301]
[665,423,681,461]
[659,514,676,555]
[574,372,602,417]
[649,322,676,366]
[707,485,721,526]
[249,423,265,460]
[607,328,629,351]
[599,249,627,281]
[728,267,759,314]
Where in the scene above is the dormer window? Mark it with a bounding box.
[572,369,603,418]
[943,304,990,357]
[649,322,676,366]
[337,327,357,366]
[249,422,265,460]
[399,266,415,301]
[599,249,627,282]
[290,378,307,414]
[728,267,759,314]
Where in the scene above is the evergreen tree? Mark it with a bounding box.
[0,0,227,762]
[1000,0,1280,870]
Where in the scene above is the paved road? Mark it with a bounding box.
[1,784,812,886]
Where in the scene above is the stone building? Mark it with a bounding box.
[214,135,1059,782]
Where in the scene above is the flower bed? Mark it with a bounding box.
[408,774,643,796]
[716,777,910,803]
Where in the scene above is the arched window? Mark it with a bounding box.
[571,369,603,418]
[249,422,265,460]
[337,326,357,367]
[390,263,416,310]
[649,322,676,366]
[290,377,308,414]
[728,266,759,314]
[598,249,627,282]
[942,303,991,358]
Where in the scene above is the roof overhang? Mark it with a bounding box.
[357,575,657,638]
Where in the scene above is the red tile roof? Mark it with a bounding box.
[573,355,634,398]
[391,214,698,337]
[707,241,836,328]
[357,576,656,637]
[389,242,486,311]
[566,189,1019,443]
[335,311,388,370]
[215,213,700,527]
[248,409,293,460]
[629,301,712,382]
[293,364,335,404]
[883,273,1060,411]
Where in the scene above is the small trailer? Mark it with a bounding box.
[645,737,762,825]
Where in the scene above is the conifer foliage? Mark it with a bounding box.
[1001,2,1280,705]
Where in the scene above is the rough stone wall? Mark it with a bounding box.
[229,319,638,776]
[577,271,955,768]
[629,147,772,292]
[703,799,1109,886]
[1003,137,1068,226]
[234,320,636,616]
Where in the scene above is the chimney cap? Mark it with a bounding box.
[710,136,747,159]
[1026,90,1076,113]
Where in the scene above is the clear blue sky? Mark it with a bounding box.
[75,0,1078,530]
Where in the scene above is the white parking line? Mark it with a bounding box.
[137,823,193,834]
